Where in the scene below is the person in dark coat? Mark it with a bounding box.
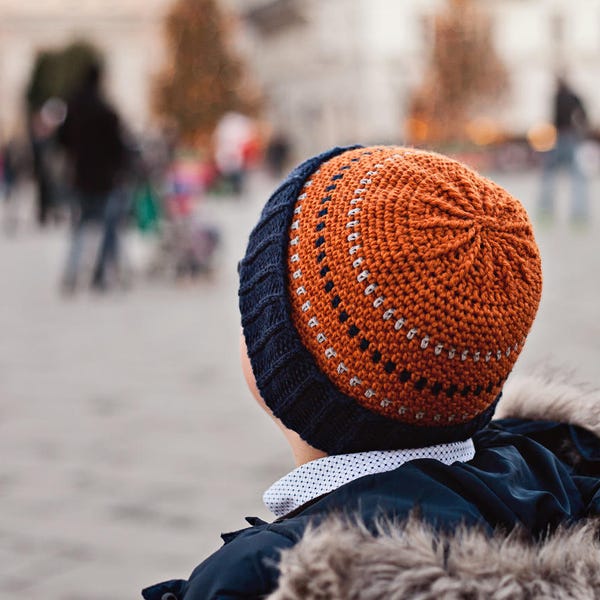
[59,62,127,292]
[539,77,589,222]
[143,146,600,600]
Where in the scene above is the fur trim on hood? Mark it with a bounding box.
[497,370,600,438]
[268,516,600,600]
[268,373,600,599]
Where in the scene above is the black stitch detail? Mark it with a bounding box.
[341,165,351,170]
[317,251,326,263]
[348,325,359,337]
[351,157,360,162]
[321,195,332,204]
[384,361,396,374]
[362,151,373,155]
[399,370,411,383]
[474,385,483,396]
[315,236,325,247]
[325,184,337,192]
[316,222,325,232]
[461,386,471,397]
[324,280,334,293]
[318,208,328,217]
[431,382,442,396]
[486,382,494,393]
[331,295,341,308]
[497,378,503,386]
[415,377,427,391]
[446,384,458,398]
[331,174,343,181]
[359,338,369,350]
[372,350,381,363]
[319,266,330,277]
[339,311,349,323]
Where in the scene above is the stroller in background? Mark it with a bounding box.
[136,152,221,280]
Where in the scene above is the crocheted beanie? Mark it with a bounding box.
[239,146,542,454]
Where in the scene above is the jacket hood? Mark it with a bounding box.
[268,515,600,600]
[268,372,600,599]
[497,369,600,437]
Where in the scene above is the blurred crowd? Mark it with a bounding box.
[0,61,292,295]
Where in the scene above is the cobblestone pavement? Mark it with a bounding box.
[1,170,599,599]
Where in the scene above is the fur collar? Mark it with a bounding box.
[267,373,600,599]
[497,370,600,438]
[268,516,600,600]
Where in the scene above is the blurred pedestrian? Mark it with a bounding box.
[214,112,255,196]
[59,62,129,292]
[1,137,20,234]
[265,130,291,178]
[539,77,589,223]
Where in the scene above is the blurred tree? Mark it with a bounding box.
[407,0,508,147]
[154,0,259,145]
[26,41,103,111]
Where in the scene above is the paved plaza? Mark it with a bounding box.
[1,170,600,599]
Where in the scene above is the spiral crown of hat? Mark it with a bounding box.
[239,146,542,453]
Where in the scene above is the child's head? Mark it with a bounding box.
[239,146,542,455]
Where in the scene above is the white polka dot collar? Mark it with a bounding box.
[263,439,475,517]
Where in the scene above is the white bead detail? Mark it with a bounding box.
[364,284,377,295]
[352,257,364,268]
[308,317,318,328]
[301,301,311,312]
[365,388,375,398]
[347,232,360,242]
[290,254,299,263]
[357,270,370,283]
[290,236,299,246]
[325,347,337,359]
[337,362,348,374]
[346,220,360,228]
[296,286,306,295]
[347,207,361,216]
[316,333,327,343]
[373,296,385,308]
[383,308,395,320]
[292,269,302,279]
[407,328,418,340]
[349,245,361,255]
[420,336,430,349]
[349,376,362,387]
[394,318,405,330]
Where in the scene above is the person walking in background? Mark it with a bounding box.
[539,76,589,223]
[59,62,128,293]
[1,136,20,234]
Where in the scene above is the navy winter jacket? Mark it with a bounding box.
[142,418,600,600]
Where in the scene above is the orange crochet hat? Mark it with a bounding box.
[239,146,542,453]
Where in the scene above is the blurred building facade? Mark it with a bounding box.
[1,0,600,156]
[234,0,600,159]
[0,0,172,136]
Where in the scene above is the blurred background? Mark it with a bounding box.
[1,0,599,598]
